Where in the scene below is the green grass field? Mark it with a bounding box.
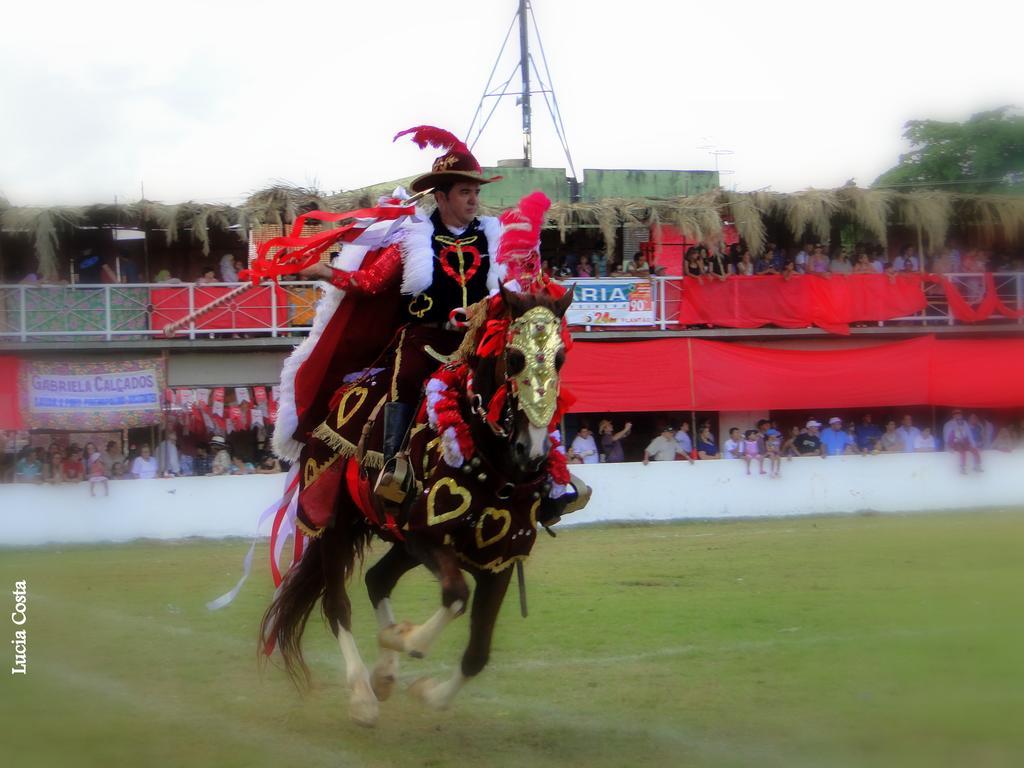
[1,510,1023,768]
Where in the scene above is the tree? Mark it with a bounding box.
[873,107,1024,193]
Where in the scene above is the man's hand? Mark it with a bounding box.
[299,263,335,281]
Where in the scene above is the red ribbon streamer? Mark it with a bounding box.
[268,472,301,589]
[244,205,415,285]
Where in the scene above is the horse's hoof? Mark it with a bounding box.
[378,621,415,653]
[408,676,436,702]
[408,676,449,710]
[350,679,379,728]
[408,649,424,659]
[350,704,378,728]
[370,668,396,702]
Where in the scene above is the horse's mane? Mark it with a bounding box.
[453,297,493,363]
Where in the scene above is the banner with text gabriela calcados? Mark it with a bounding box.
[562,279,656,326]
[20,358,166,430]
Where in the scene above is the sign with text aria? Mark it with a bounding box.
[562,279,655,326]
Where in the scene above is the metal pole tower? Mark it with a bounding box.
[466,1,576,179]
[517,0,532,166]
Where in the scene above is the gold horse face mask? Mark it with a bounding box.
[505,306,564,428]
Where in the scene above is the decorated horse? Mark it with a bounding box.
[259,280,580,726]
[198,180,588,727]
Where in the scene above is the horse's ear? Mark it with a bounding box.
[553,284,574,318]
[499,282,528,317]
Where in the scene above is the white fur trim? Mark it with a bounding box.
[270,244,366,461]
[399,218,435,295]
[481,215,504,293]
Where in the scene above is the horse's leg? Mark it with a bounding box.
[377,537,469,660]
[410,567,513,710]
[364,544,420,701]
[322,523,378,728]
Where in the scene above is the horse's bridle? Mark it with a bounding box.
[466,370,514,440]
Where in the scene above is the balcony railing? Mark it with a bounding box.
[0,273,1020,343]
[0,281,319,341]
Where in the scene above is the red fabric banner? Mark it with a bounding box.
[150,285,287,332]
[0,357,25,430]
[690,337,934,411]
[928,338,1024,407]
[561,339,694,413]
[927,273,1024,324]
[678,274,927,334]
[678,272,1024,333]
[564,336,1024,413]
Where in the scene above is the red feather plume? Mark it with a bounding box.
[393,125,468,155]
[497,190,551,290]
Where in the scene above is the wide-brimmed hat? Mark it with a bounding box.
[209,435,227,447]
[395,125,502,193]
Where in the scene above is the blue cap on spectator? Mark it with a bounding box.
[766,428,781,436]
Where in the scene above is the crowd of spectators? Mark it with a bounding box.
[3,430,284,488]
[680,241,1024,282]
[542,249,664,280]
[12,248,251,286]
[566,410,1019,476]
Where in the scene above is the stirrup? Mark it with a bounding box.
[562,475,593,516]
[374,455,412,505]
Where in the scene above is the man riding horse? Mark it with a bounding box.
[273,126,583,535]
[291,126,503,500]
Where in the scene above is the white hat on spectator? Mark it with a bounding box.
[806,419,822,428]
[828,417,842,425]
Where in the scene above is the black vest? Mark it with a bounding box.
[405,211,491,324]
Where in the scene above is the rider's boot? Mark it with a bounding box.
[536,473,592,528]
[374,402,413,505]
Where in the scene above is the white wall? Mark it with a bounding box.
[568,451,1024,523]
[1,452,1022,546]
[0,474,287,546]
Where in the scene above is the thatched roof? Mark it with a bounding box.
[2,185,1022,277]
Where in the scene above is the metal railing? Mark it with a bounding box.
[0,281,318,342]
[0,273,1020,343]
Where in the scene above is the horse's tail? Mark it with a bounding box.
[259,509,372,690]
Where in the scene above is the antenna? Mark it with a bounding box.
[466,1,577,179]
[697,143,735,189]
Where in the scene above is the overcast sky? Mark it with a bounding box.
[2,0,1021,206]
